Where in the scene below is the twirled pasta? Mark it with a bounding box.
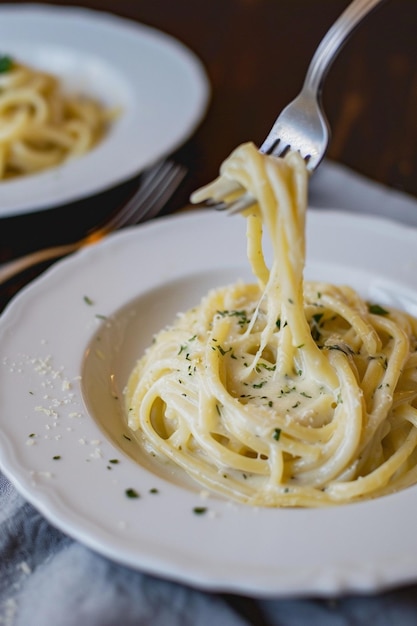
[125,142,417,507]
[0,56,115,179]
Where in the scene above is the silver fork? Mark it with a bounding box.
[198,0,387,215]
[0,160,186,285]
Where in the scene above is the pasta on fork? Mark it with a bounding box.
[125,142,417,507]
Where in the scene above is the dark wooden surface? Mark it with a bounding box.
[1,0,417,310]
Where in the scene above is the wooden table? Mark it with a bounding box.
[1,0,417,310]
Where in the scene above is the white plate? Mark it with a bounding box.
[0,4,209,217]
[2,209,417,597]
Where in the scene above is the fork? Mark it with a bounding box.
[0,160,186,286]
[196,0,387,215]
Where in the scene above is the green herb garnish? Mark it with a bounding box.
[273,428,281,441]
[368,304,389,316]
[0,55,13,73]
[125,488,139,499]
[193,507,207,515]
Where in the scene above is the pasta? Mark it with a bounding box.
[125,141,417,507]
[0,55,116,179]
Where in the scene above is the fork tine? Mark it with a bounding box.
[222,192,257,215]
[196,0,386,216]
[260,129,286,156]
[101,160,179,233]
[206,192,252,214]
[140,163,187,221]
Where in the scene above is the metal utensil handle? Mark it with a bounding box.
[304,0,387,94]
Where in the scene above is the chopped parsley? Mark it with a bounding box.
[368,303,389,316]
[325,344,354,356]
[216,309,250,327]
[125,488,140,499]
[312,313,324,324]
[273,428,281,441]
[310,312,324,342]
[256,363,276,373]
[193,506,207,515]
[216,345,232,356]
[0,55,13,73]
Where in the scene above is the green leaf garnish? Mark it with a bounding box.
[125,488,139,499]
[368,304,389,316]
[0,55,13,73]
[193,507,207,515]
[273,428,281,441]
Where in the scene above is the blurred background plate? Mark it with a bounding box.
[0,4,210,217]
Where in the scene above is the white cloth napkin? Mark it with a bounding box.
[2,159,417,626]
[309,159,417,226]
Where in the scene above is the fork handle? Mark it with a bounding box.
[0,242,80,286]
[304,0,387,94]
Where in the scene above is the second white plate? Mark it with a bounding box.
[0,4,210,217]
